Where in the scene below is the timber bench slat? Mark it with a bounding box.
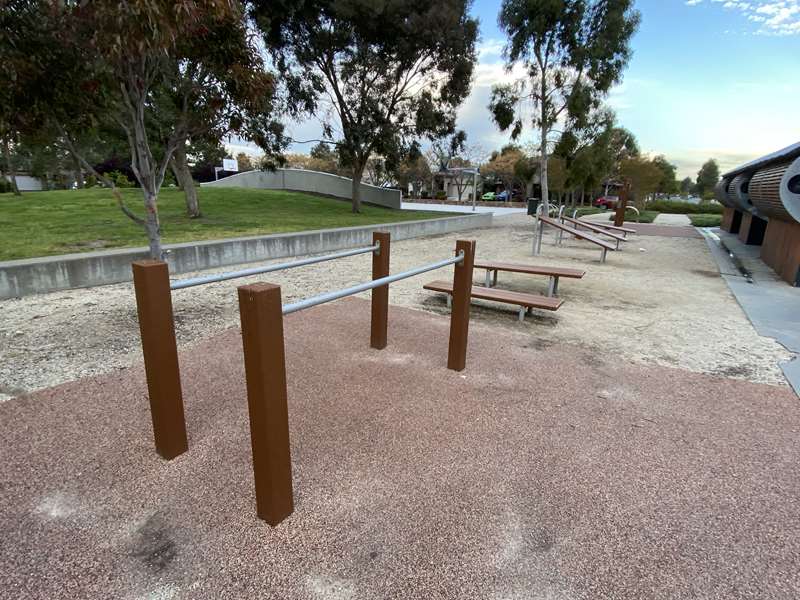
[538,216,617,257]
[560,216,628,244]
[474,261,585,279]
[423,279,563,322]
[473,261,585,297]
[582,221,636,234]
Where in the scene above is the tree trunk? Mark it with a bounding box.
[351,162,365,213]
[73,154,83,189]
[142,189,165,260]
[3,136,21,196]
[172,141,200,218]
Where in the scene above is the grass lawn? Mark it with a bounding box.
[0,187,451,261]
[689,213,722,227]
[573,207,609,218]
[614,210,660,224]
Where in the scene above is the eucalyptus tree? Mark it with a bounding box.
[10,1,283,258]
[252,0,479,212]
[488,0,640,213]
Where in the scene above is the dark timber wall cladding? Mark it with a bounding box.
[721,207,743,233]
[750,163,793,221]
[727,173,755,213]
[715,178,732,207]
[761,218,800,286]
[738,212,768,245]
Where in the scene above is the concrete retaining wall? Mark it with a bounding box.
[202,169,402,209]
[0,213,491,299]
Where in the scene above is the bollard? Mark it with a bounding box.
[131,260,188,460]
[370,231,390,350]
[447,240,476,371]
[237,283,294,526]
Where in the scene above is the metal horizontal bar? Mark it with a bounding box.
[170,243,380,290]
[282,252,464,316]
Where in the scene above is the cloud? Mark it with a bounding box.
[684,0,800,35]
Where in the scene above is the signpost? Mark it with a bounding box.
[215,158,240,180]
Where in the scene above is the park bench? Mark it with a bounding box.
[474,261,585,297]
[423,279,563,322]
[559,215,628,249]
[578,220,635,237]
[537,215,617,262]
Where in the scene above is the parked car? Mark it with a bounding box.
[481,191,496,201]
[594,195,619,209]
[496,190,510,202]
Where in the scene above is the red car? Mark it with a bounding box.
[594,195,619,209]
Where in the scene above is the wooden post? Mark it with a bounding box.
[131,260,188,460]
[370,231,390,349]
[447,240,476,371]
[614,186,629,227]
[237,283,293,526]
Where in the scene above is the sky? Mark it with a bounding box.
[257,0,800,180]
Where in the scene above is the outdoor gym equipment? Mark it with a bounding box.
[132,234,390,461]
[132,233,477,525]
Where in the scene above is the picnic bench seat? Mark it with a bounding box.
[474,261,585,297]
[580,220,636,236]
[423,279,563,322]
[559,215,628,248]
[537,216,616,262]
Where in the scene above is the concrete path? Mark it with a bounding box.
[653,213,691,226]
[402,201,526,215]
[2,298,799,599]
[701,227,800,395]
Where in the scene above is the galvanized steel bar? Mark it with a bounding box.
[170,244,380,290]
[282,253,464,316]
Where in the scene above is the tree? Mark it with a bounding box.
[696,159,720,200]
[365,157,396,188]
[12,1,283,258]
[481,145,525,196]
[489,0,640,215]
[620,157,662,206]
[680,176,694,197]
[254,0,478,212]
[653,155,678,198]
[396,155,432,198]
[236,153,255,172]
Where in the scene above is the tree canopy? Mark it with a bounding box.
[489,0,640,211]
[252,0,478,212]
[696,159,720,200]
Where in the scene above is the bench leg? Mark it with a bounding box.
[446,294,452,309]
[615,239,620,251]
[601,248,607,263]
[485,269,492,288]
[547,276,560,297]
[518,306,526,322]
[492,270,498,287]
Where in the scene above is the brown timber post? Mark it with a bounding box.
[131,260,188,460]
[447,240,476,371]
[614,186,629,227]
[370,231,390,349]
[237,283,294,526]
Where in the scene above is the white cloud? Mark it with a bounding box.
[685,0,800,35]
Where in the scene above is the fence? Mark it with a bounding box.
[132,232,476,524]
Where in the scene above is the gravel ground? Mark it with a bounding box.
[0,213,792,400]
[2,300,799,599]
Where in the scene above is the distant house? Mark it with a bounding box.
[3,173,44,191]
[431,167,481,202]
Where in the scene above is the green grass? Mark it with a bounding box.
[572,207,609,218]
[613,210,660,223]
[0,187,450,261]
[689,213,722,227]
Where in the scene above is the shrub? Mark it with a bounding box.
[689,213,722,227]
[84,174,97,188]
[435,190,447,200]
[646,200,722,214]
[107,170,134,188]
[0,179,12,194]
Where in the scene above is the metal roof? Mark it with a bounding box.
[723,141,800,178]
